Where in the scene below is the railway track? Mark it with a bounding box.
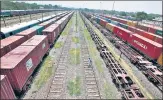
[80,25,101,99]
[1,12,59,28]
[45,26,73,99]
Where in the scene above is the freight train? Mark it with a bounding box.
[80,12,146,99]
[101,14,162,37]
[0,11,68,39]
[84,12,162,67]
[1,9,63,17]
[0,11,74,99]
[82,12,163,92]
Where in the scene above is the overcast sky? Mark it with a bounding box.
[23,1,162,14]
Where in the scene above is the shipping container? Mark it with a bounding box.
[155,36,162,44]
[127,21,137,27]
[15,28,37,40]
[96,17,100,24]
[128,26,136,33]
[0,75,16,99]
[105,23,115,32]
[0,36,26,57]
[136,24,148,32]
[155,30,162,36]
[0,45,44,93]
[157,53,163,66]
[104,18,111,23]
[100,19,107,27]
[127,34,162,60]
[148,27,156,34]
[113,26,132,41]
[118,23,128,29]
[31,25,44,35]
[111,20,119,25]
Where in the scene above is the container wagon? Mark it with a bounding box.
[0,36,49,95]
[0,75,16,99]
[0,36,27,57]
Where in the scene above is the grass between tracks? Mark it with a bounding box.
[84,14,153,99]
[72,37,79,43]
[67,76,81,96]
[34,56,54,89]
[54,41,64,48]
[69,48,80,65]
[78,13,103,73]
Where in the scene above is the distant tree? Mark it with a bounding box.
[120,11,127,16]
[136,11,148,21]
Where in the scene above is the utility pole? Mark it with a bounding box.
[76,11,77,33]
[14,3,21,23]
[111,1,115,18]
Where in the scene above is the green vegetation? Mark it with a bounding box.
[69,48,80,65]
[1,1,71,10]
[54,41,63,48]
[103,82,111,99]
[78,13,103,73]
[67,76,81,96]
[34,56,54,89]
[72,37,79,43]
[136,11,148,21]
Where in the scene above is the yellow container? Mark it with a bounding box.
[106,23,114,32]
[127,21,136,27]
[157,53,163,66]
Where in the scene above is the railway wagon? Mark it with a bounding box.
[0,36,26,57]
[0,12,68,39]
[0,75,16,99]
[100,19,107,27]
[127,21,137,27]
[15,28,37,40]
[105,23,116,32]
[42,23,60,47]
[121,88,146,100]
[102,14,162,36]
[113,26,133,42]
[127,34,162,60]
[157,53,163,66]
[31,25,44,35]
[0,36,49,94]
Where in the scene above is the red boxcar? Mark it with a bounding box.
[49,24,60,37]
[127,34,162,60]
[134,28,162,44]
[136,24,148,32]
[42,24,59,46]
[0,36,26,57]
[128,26,136,33]
[55,19,64,31]
[113,26,133,41]
[148,26,156,34]
[100,19,107,27]
[1,40,49,93]
[116,18,127,24]
[39,20,54,28]
[21,35,49,59]
[0,75,16,99]
[15,28,37,40]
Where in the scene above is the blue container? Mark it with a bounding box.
[31,25,44,35]
[104,18,111,23]
[96,17,100,24]
[118,23,128,29]
[111,20,119,26]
